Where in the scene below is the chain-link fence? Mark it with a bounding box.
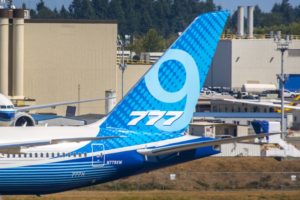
[86,172,300,191]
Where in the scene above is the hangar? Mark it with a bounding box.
[0,9,118,115]
[205,6,300,91]
[205,38,300,90]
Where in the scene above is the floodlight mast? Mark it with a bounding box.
[118,36,127,99]
[274,34,291,140]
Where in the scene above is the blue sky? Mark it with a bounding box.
[8,0,300,13]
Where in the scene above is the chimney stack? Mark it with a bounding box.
[237,6,244,38]
[0,9,9,96]
[247,6,254,39]
[12,9,24,98]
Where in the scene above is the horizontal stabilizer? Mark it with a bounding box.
[0,136,120,149]
[137,132,283,156]
[16,97,115,112]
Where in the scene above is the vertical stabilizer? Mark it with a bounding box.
[101,11,229,134]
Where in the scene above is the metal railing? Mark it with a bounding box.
[222,34,300,40]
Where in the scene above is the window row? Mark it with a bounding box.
[1,152,88,159]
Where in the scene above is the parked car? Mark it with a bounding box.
[280,90,300,98]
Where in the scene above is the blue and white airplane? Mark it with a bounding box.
[0,11,277,195]
[0,93,110,127]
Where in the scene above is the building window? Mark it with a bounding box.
[225,128,229,135]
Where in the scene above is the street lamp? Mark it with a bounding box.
[118,36,127,99]
[274,33,291,140]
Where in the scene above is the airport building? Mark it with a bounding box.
[0,9,119,115]
[24,19,118,115]
[205,6,300,91]
[205,38,300,90]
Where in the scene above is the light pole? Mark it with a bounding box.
[274,34,291,140]
[118,36,127,98]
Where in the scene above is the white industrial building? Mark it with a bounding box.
[205,39,300,90]
[205,6,300,91]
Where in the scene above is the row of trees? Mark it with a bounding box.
[25,0,300,52]
[30,0,219,37]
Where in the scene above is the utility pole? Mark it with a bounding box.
[118,36,127,99]
[274,33,291,140]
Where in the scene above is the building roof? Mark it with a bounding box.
[193,112,284,118]
[25,19,117,24]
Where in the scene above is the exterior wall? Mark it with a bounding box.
[205,40,232,88]
[231,39,300,90]
[189,124,215,137]
[292,110,300,129]
[213,143,261,157]
[116,64,151,102]
[189,123,248,138]
[211,100,272,113]
[23,21,117,115]
[206,39,300,90]
[215,124,236,136]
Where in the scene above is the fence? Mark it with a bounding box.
[85,171,300,191]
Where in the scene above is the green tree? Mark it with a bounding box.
[142,28,165,52]
[92,0,109,19]
[69,0,95,19]
[272,0,295,24]
[34,0,58,19]
[129,29,165,53]
[22,3,27,9]
[109,0,125,34]
[122,0,139,36]
[129,36,144,54]
[59,5,70,19]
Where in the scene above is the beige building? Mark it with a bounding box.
[0,9,126,115]
[23,19,118,115]
[0,9,152,116]
[116,64,150,101]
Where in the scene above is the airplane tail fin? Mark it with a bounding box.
[100,11,229,133]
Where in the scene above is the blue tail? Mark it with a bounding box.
[101,11,229,133]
